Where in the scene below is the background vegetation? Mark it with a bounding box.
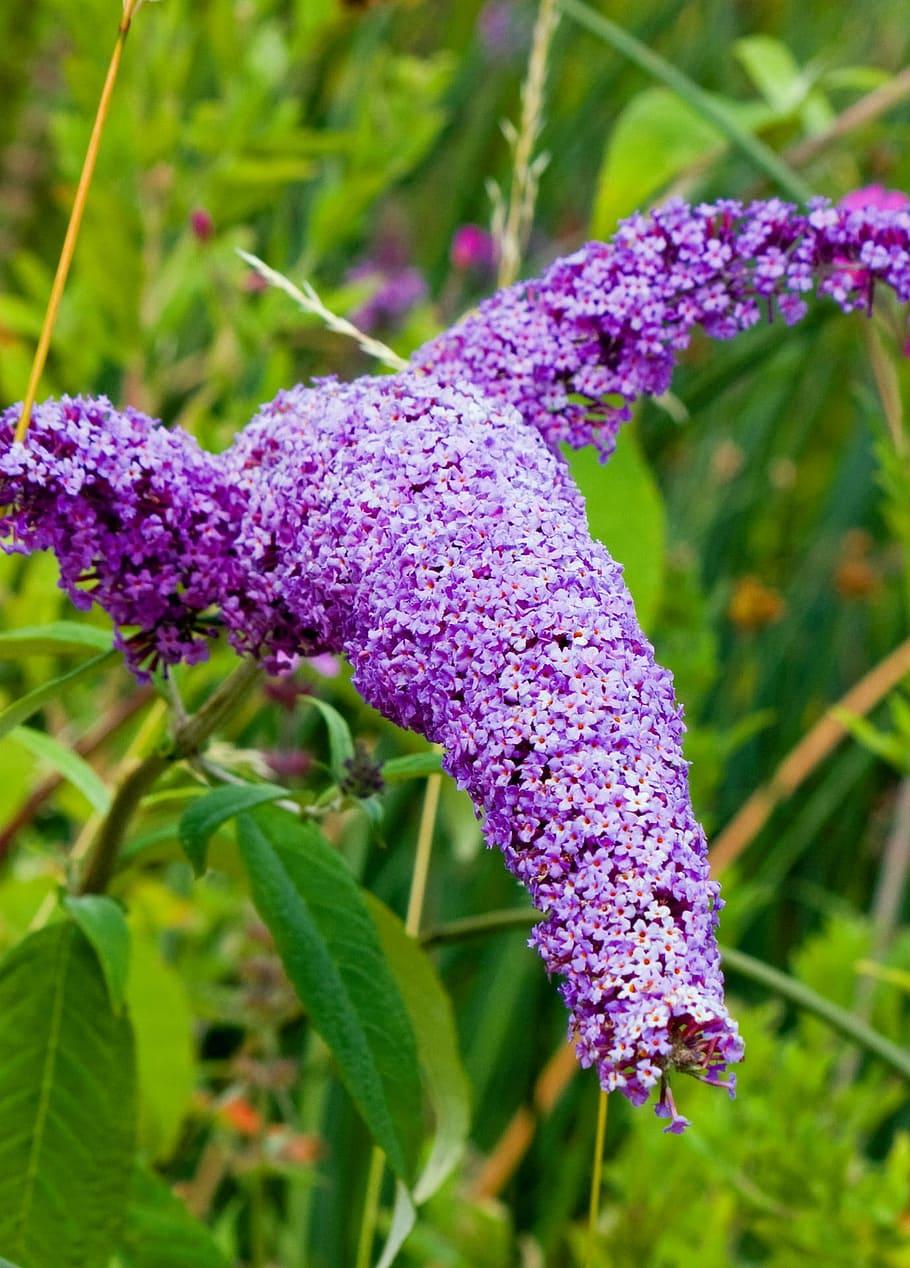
[1,1,910,1264]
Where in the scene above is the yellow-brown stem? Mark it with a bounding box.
[15,1,141,443]
[586,1089,609,1265]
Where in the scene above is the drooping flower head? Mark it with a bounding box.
[6,197,910,1128]
[219,373,742,1127]
[416,196,910,457]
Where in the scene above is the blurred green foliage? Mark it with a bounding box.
[1,0,910,1264]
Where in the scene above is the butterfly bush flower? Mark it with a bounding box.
[415,197,910,457]
[219,374,741,1128]
[5,197,910,1128]
[0,396,243,674]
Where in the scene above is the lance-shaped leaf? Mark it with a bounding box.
[126,930,196,1164]
[236,806,422,1184]
[380,751,443,783]
[63,894,130,1015]
[7,725,111,814]
[366,895,471,1203]
[178,782,288,876]
[0,921,137,1268]
[0,622,112,657]
[301,696,354,779]
[0,653,116,742]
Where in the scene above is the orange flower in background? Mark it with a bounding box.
[728,576,786,632]
[835,529,882,601]
[219,1095,264,1137]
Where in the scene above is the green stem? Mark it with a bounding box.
[421,906,540,947]
[76,657,262,894]
[558,0,813,204]
[422,908,910,1083]
[586,1089,608,1267]
[355,1146,385,1268]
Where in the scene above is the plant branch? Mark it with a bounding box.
[720,944,910,1081]
[76,657,263,894]
[14,0,144,443]
[421,905,540,947]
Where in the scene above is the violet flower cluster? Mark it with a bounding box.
[4,197,910,1128]
[416,196,910,456]
[221,374,741,1128]
[0,396,243,673]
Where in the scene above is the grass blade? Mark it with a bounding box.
[559,0,813,202]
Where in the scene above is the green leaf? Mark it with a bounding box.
[561,0,812,203]
[734,35,833,131]
[593,87,725,234]
[236,806,422,1183]
[178,782,288,876]
[302,697,354,779]
[564,426,665,632]
[366,896,471,1203]
[7,726,111,814]
[380,751,443,783]
[0,652,117,742]
[734,36,809,114]
[0,922,137,1268]
[116,1164,229,1268]
[0,622,112,657]
[376,1184,417,1268]
[831,706,910,774]
[125,930,196,1164]
[63,895,130,1015]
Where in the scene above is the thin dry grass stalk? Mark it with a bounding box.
[494,0,559,288]
[15,0,144,443]
[237,250,408,372]
[783,66,910,170]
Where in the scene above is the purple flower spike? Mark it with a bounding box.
[220,373,744,1125]
[415,196,910,458]
[0,396,242,676]
[11,196,910,1129]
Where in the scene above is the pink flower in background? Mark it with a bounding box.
[190,208,215,242]
[839,185,910,213]
[451,224,496,274]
